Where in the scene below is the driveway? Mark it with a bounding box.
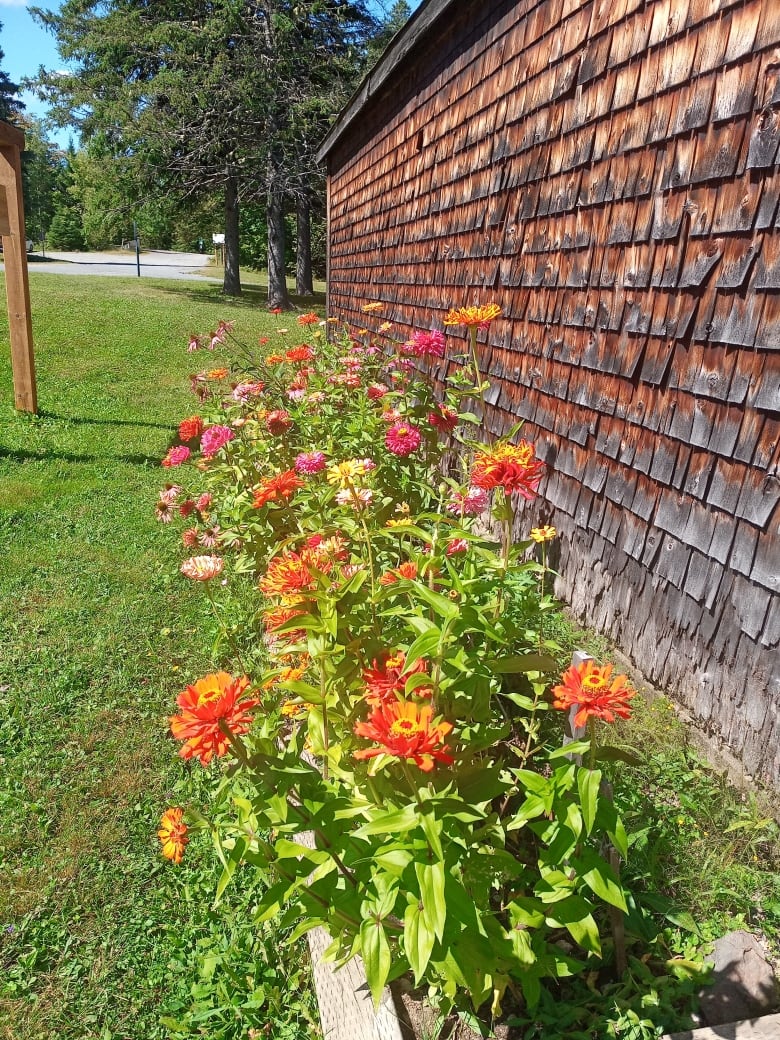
[25,248,220,281]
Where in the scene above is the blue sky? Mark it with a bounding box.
[0,0,74,147]
[1,0,422,150]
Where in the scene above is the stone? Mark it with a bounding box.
[698,931,779,1027]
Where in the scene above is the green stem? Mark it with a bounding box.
[588,717,597,771]
[469,326,484,403]
[320,657,329,781]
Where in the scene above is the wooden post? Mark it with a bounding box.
[0,120,36,413]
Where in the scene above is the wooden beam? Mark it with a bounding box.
[0,129,37,413]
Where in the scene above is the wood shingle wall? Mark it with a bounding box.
[322,0,780,786]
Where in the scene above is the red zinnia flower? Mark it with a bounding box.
[178,415,204,442]
[428,405,458,432]
[296,313,320,327]
[354,701,453,772]
[367,383,389,400]
[158,807,188,864]
[470,440,545,499]
[252,469,304,508]
[385,422,422,457]
[266,410,292,436]
[170,672,259,765]
[362,651,432,707]
[286,344,315,362]
[552,660,636,730]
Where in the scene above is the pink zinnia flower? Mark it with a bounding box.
[295,451,327,475]
[200,425,235,458]
[199,525,221,548]
[162,445,191,468]
[155,501,175,523]
[445,538,469,556]
[159,484,181,505]
[180,555,224,581]
[410,329,446,358]
[196,493,213,513]
[335,487,373,509]
[385,422,422,457]
[380,409,401,424]
[287,388,306,402]
[231,380,264,402]
[448,487,489,516]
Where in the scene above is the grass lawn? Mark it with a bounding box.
[1,272,777,1040]
[0,274,320,1040]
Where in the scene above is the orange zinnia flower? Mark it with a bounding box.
[471,440,545,500]
[252,469,305,509]
[259,550,317,601]
[158,807,188,864]
[552,660,635,729]
[206,368,229,380]
[361,301,384,313]
[442,303,501,327]
[297,313,320,326]
[379,561,419,585]
[362,651,432,707]
[354,701,453,772]
[178,415,204,441]
[170,671,259,765]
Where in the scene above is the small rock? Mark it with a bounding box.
[699,930,779,1026]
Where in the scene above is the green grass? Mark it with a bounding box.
[0,273,320,1039]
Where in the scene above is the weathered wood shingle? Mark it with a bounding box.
[320,0,780,787]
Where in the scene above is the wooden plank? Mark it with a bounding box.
[0,139,36,413]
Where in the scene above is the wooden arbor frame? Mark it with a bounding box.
[0,120,36,413]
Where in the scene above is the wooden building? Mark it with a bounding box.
[317,0,780,786]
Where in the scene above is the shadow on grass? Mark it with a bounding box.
[36,409,172,432]
[0,445,160,466]
[156,280,326,311]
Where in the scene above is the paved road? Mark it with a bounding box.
[25,248,220,281]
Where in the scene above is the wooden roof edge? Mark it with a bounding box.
[315,0,456,164]
[0,119,25,149]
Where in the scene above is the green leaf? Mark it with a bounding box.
[556,908,601,956]
[418,808,444,861]
[403,900,436,983]
[548,739,591,760]
[359,917,392,1007]
[594,745,644,766]
[415,860,447,942]
[488,653,558,674]
[404,627,443,670]
[407,582,459,621]
[577,767,601,835]
[355,804,418,837]
[576,851,628,912]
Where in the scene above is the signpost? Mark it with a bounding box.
[0,120,36,413]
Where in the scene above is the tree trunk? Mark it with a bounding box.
[223,173,241,297]
[267,188,291,310]
[295,195,314,296]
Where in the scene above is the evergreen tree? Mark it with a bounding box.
[0,22,22,121]
[31,1,377,303]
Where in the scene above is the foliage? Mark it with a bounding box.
[0,274,318,1039]
[30,0,382,299]
[19,115,68,245]
[0,21,22,122]
[157,307,654,1018]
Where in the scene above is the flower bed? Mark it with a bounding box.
[154,305,659,1026]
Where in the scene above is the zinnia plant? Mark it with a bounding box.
[155,303,642,1019]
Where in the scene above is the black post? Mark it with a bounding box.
[133,220,141,277]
